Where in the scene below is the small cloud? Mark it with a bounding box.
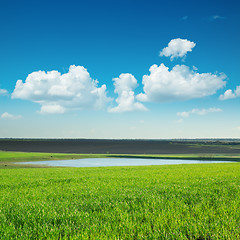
[175,118,183,123]
[219,86,240,100]
[177,111,190,118]
[39,104,65,114]
[192,66,198,71]
[177,107,222,119]
[160,38,196,61]
[0,89,8,96]
[1,112,22,120]
[181,16,188,21]
[191,107,222,115]
[212,15,226,20]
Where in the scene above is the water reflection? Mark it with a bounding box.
[18,158,233,168]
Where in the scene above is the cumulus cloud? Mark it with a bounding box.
[0,89,7,95]
[1,112,22,119]
[160,38,196,60]
[219,86,240,100]
[12,65,110,114]
[137,64,226,102]
[109,73,147,113]
[177,107,222,118]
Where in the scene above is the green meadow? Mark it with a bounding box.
[0,157,240,239]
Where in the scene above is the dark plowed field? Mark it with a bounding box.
[1,139,240,154]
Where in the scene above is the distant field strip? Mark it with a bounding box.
[2,139,240,154]
[0,163,239,239]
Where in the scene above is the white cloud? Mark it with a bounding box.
[0,89,7,95]
[219,86,240,100]
[1,112,22,119]
[109,73,147,113]
[12,65,110,114]
[191,108,222,115]
[177,111,190,118]
[137,64,226,102]
[212,15,226,20]
[40,104,65,114]
[160,38,196,60]
[177,107,222,118]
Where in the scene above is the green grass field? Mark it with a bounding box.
[1,162,240,239]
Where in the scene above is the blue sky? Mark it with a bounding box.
[0,0,240,138]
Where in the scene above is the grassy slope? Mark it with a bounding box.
[0,163,239,239]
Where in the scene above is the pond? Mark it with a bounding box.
[18,158,234,168]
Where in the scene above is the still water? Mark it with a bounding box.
[18,158,233,167]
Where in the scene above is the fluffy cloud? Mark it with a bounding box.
[160,38,196,60]
[0,89,7,95]
[177,107,222,118]
[137,64,226,102]
[12,65,110,114]
[109,73,147,113]
[219,86,240,100]
[1,112,22,119]
[40,104,65,114]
